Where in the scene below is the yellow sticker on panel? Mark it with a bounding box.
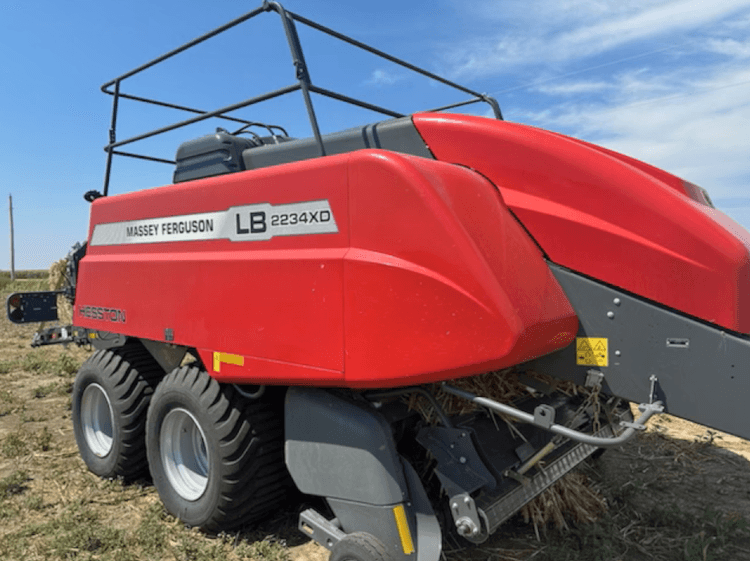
[213,351,245,373]
[576,337,608,367]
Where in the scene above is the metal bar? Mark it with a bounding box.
[267,2,325,156]
[8,195,14,282]
[300,85,324,156]
[101,6,266,91]
[282,4,502,119]
[424,96,502,120]
[102,80,121,196]
[233,122,289,137]
[424,98,484,113]
[442,383,663,447]
[111,150,176,165]
[287,9,484,100]
[104,92,258,126]
[307,85,404,118]
[483,95,503,120]
[107,84,300,149]
[298,509,345,552]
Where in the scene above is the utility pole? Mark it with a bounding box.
[8,194,14,282]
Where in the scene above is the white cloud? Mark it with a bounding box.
[556,0,750,56]
[365,69,401,86]
[706,38,750,59]
[446,0,750,78]
[521,65,750,197]
[434,0,750,231]
[534,70,676,97]
[724,13,750,29]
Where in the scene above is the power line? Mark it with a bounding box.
[489,39,697,97]
[588,76,750,114]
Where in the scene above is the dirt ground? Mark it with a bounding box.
[1,280,749,560]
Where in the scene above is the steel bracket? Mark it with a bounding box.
[585,369,604,388]
[416,426,496,494]
[449,493,489,544]
[533,404,555,429]
[298,508,345,551]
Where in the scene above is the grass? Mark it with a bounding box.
[0,270,297,561]
[2,430,29,458]
[524,506,750,561]
[0,270,749,561]
[0,470,29,500]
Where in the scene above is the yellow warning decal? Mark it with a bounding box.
[213,352,245,373]
[576,337,608,367]
[392,504,415,555]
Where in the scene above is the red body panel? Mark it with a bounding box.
[414,114,750,334]
[76,150,578,387]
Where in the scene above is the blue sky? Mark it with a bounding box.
[3,0,750,269]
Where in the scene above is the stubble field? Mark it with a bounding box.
[1,273,750,561]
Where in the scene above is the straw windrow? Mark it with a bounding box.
[407,369,608,531]
[48,259,73,324]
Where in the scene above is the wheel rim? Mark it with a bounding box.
[81,383,115,457]
[161,408,209,501]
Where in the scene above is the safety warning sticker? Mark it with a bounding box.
[576,337,608,367]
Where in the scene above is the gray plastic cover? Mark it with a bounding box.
[173,130,257,183]
[285,387,408,506]
[243,116,433,170]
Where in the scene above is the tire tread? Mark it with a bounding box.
[148,366,291,531]
[73,342,163,480]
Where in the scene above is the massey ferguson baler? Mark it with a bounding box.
[8,3,750,560]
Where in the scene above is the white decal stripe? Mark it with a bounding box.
[89,200,338,246]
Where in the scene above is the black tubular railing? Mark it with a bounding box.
[96,0,503,198]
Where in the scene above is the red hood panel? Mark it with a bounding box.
[414,113,750,334]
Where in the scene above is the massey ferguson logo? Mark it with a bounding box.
[78,305,127,324]
[89,200,338,246]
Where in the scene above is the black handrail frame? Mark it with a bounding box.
[97,1,502,198]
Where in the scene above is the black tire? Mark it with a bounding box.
[72,342,163,480]
[145,365,289,532]
[330,532,395,561]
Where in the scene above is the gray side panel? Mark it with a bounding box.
[327,460,442,561]
[242,116,432,170]
[285,387,408,505]
[532,264,750,440]
[402,459,442,561]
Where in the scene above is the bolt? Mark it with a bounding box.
[460,456,467,464]
[607,311,615,319]
[613,298,621,306]
[615,350,621,356]
[456,517,478,537]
